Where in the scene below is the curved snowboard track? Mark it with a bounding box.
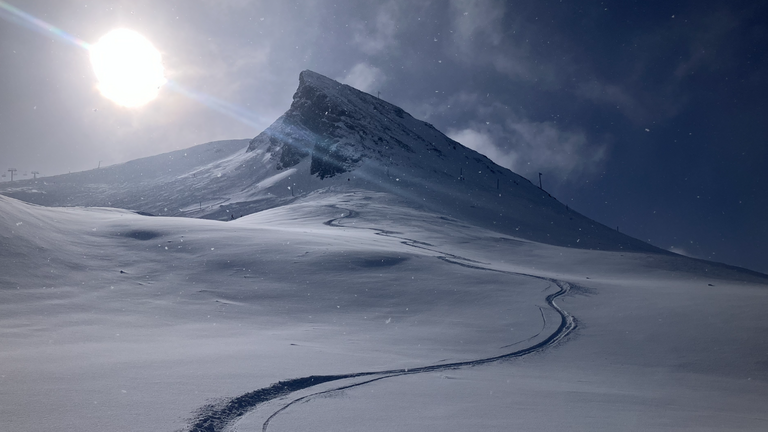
[184,207,578,432]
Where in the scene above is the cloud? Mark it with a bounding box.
[447,0,551,84]
[572,6,746,124]
[351,2,400,55]
[673,8,740,78]
[429,91,607,184]
[447,128,520,169]
[507,119,607,179]
[448,118,607,184]
[449,0,506,51]
[340,63,386,94]
[575,81,646,122]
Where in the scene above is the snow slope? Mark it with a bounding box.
[2,71,767,431]
[1,191,767,432]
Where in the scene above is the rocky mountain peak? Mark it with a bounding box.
[0,69,662,253]
[297,69,345,95]
[247,70,419,178]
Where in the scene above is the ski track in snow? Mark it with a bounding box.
[184,206,578,432]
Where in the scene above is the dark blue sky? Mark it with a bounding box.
[1,0,766,273]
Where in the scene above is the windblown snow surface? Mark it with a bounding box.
[1,191,767,431]
[2,71,768,431]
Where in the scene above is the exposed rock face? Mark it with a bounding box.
[248,70,424,178]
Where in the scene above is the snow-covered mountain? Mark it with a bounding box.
[2,71,768,432]
[1,70,655,253]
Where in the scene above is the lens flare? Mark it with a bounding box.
[0,0,90,49]
[90,29,166,107]
[1,1,266,122]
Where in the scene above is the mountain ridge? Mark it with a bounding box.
[248,70,445,178]
[1,70,660,254]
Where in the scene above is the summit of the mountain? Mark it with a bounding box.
[247,69,437,179]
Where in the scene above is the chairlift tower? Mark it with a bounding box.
[31,171,39,179]
[8,168,17,181]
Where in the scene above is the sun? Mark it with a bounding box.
[90,29,166,107]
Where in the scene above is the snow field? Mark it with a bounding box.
[1,192,559,432]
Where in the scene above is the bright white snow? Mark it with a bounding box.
[1,191,767,431]
[1,70,767,431]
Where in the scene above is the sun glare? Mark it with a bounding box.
[90,29,166,107]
